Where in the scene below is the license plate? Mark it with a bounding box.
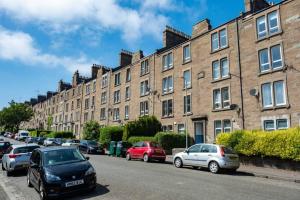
[65,179,84,187]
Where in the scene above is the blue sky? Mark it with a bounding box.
[0,0,281,109]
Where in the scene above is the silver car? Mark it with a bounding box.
[1,144,40,176]
[173,144,239,173]
[43,138,55,146]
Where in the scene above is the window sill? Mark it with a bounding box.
[162,67,174,73]
[261,104,290,111]
[112,120,121,122]
[182,59,192,65]
[124,118,129,121]
[256,31,283,43]
[140,94,150,98]
[182,86,192,91]
[212,108,231,112]
[100,119,106,121]
[140,72,150,77]
[113,102,121,105]
[210,46,229,54]
[114,84,121,87]
[125,98,130,102]
[101,102,107,105]
[258,67,284,76]
[183,112,193,116]
[161,115,174,119]
[161,91,174,96]
[125,80,131,83]
[211,75,231,83]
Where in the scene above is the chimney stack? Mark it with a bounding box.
[132,50,144,63]
[192,19,211,38]
[244,0,270,14]
[119,49,133,67]
[91,64,101,78]
[163,26,191,48]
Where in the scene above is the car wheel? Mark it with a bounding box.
[27,172,32,187]
[39,182,48,200]
[1,163,5,171]
[126,153,131,161]
[6,169,12,177]
[174,157,183,168]
[143,154,149,162]
[209,161,220,174]
[192,166,199,170]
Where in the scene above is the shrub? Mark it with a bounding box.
[99,126,123,147]
[45,131,74,139]
[82,121,100,140]
[127,136,155,145]
[29,130,37,137]
[154,132,193,151]
[122,115,161,141]
[216,128,300,161]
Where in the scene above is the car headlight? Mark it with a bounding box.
[85,166,95,176]
[45,172,61,181]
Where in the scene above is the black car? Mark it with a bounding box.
[0,141,11,159]
[27,147,97,200]
[37,137,46,145]
[79,140,104,154]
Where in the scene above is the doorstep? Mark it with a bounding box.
[166,155,300,183]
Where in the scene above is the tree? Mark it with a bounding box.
[0,101,34,132]
[82,121,100,140]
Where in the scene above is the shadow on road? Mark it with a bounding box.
[65,184,110,200]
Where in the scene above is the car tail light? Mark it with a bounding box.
[220,147,225,157]
[9,154,20,159]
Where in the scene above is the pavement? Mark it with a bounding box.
[165,155,300,183]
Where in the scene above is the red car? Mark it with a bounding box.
[126,141,166,162]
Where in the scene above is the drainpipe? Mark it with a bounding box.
[235,18,245,130]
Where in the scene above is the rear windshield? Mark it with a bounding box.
[149,142,160,148]
[43,148,85,166]
[0,143,9,149]
[48,138,55,141]
[13,146,39,154]
[20,132,29,136]
[222,147,236,154]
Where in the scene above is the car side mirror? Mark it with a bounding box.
[184,149,189,153]
[86,156,90,160]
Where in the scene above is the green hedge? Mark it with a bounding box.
[45,131,74,139]
[127,136,156,145]
[154,132,194,151]
[216,128,300,161]
[82,121,100,140]
[99,126,123,147]
[29,130,37,137]
[123,116,161,141]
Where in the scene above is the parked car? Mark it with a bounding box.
[79,140,104,154]
[1,144,40,176]
[126,141,166,162]
[53,138,65,146]
[37,137,46,145]
[0,141,11,159]
[173,144,240,173]
[44,138,56,147]
[0,138,4,142]
[4,132,9,137]
[27,146,97,199]
[116,141,132,157]
[25,137,39,144]
[62,139,80,147]
[17,130,30,141]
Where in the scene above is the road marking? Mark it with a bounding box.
[0,171,26,200]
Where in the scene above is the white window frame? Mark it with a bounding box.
[183,70,191,89]
[141,59,149,76]
[162,52,173,71]
[140,80,149,96]
[114,90,120,104]
[184,95,191,114]
[211,28,228,52]
[126,68,131,82]
[162,76,173,94]
[102,74,108,88]
[183,44,191,62]
[101,92,107,104]
[125,86,130,100]
[261,81,286,108]
[113,108,120,121]
[100,108,106,120]
[114,73,121,86]
[213,87,230,110]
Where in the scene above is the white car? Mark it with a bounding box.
[17,130,29,141]
[43,138,55,146]
[173,144,240,173]
[62,139,80,147]
[1,144,40,176]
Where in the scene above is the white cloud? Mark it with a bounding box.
[0,0,168,43]
[0,27,96,75]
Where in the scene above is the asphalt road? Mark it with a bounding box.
[1,136,300,200]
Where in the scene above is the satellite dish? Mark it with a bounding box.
[249,88,259,97]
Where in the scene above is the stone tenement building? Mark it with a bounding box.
[22,0,300,143]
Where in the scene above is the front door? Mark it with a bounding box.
[194,121,205,144]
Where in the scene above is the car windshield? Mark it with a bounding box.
[87,141,98,146]
[43,148,86,166]
[20,132,29,136]
[13,146,39,154]
[48,138,55,141]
